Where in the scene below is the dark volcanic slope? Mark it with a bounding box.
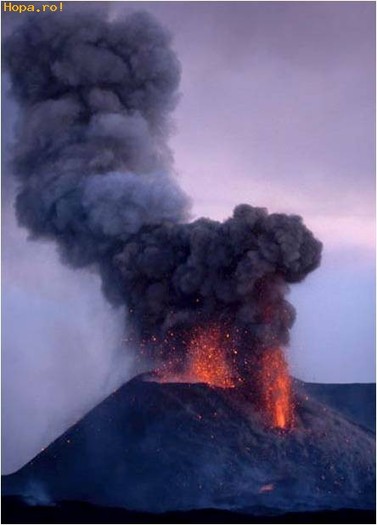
[2,377,375,514]
[297,381,375,432]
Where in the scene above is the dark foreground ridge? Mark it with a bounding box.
[2,496,376,524]
[2,377,376,515]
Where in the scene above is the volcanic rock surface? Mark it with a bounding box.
[2,376,375,514]
[296,381,376,432]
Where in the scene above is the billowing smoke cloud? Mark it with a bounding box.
[4,10,322,380]
[4,10,190,266]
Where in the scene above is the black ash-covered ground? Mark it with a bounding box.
[2,376,375,517]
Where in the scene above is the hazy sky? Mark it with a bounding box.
[2,1,375,473]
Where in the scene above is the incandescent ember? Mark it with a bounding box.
[152,325,295,430]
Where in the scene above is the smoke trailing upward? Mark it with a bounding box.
[4,10,190,266]
[4,10,322,379]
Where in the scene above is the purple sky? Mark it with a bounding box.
[2,1,375,473]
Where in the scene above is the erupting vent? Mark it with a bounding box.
[185,327,237,388]
[156,326,238,388]
[4,9,321,435]
[259,347,294,429]
[156,328,294,430]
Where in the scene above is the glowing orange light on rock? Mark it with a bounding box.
[259,483,274,493]
[259,347,294,429]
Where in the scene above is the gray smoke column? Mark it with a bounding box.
[4,10,322,381]
[4,10,190,265]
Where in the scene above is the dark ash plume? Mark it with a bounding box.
[4,10,190,267]
[4,10,322,379]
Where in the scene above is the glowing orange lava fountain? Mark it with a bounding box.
[185,327,236,388]
[155,328,295,430]
[259,347,294,429]
[156,326,237,388]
